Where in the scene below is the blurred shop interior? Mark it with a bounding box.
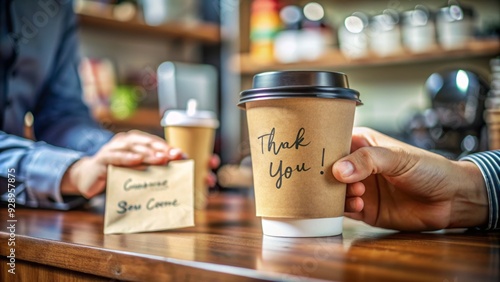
[72,0,500,189]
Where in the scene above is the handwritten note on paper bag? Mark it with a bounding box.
[103,160,194,234]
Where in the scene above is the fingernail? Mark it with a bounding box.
[127,153,141,159]
[155,152,166,158]
[168,148,182,157]
[339,161,354,177]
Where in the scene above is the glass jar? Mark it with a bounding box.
[402,6,436,53]
[436,2,476,50]
[368,9,402,57]
[338,12,369,59]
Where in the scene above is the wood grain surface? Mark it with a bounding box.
[1,193,499,281]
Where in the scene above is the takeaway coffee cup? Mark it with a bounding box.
[161,99,219,209]
[238,71,362,237]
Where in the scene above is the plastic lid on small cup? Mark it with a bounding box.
[238,71,362,108]
[161,99,219,128]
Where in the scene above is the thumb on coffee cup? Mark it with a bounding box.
[332,146,411,183]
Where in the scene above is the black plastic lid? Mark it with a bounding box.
[238,71,362,108]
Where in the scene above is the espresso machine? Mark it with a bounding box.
[405,69,490,159]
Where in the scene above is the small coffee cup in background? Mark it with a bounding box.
[161,99,219,210]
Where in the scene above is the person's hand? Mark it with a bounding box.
[61,130,183,198]
[332,127,488,231]
[207,155,221,187]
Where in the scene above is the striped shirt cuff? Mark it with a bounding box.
[461,150,500,230]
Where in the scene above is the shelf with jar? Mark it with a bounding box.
[75,1,223,134]
[233,38,500,75]
[235,1,500,75]
[75,0,220,44]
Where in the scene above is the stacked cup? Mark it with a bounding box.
[486,58,500,150]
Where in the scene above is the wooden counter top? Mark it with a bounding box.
[1,193,499,281]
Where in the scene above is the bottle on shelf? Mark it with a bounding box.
[249,0,281,62]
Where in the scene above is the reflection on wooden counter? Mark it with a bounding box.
[1,193,499,281]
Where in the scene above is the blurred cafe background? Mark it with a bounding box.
[72,0,499,190]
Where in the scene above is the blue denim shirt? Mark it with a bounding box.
[0,0,112,209]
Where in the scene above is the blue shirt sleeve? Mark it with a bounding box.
[0,2,112,209]
[0,131,84,208]
[461,150,500,230]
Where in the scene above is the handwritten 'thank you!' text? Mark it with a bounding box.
[257,127,311,189]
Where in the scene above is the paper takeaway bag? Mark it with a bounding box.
[104,160,194,234]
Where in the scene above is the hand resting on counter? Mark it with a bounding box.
[60,130,219,199]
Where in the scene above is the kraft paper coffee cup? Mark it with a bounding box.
[161,101,219,210]
[239,71,362,237]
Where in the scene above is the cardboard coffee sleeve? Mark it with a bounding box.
[161,101,219,210]
[165,126,215,209]
[246,98,355,218]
